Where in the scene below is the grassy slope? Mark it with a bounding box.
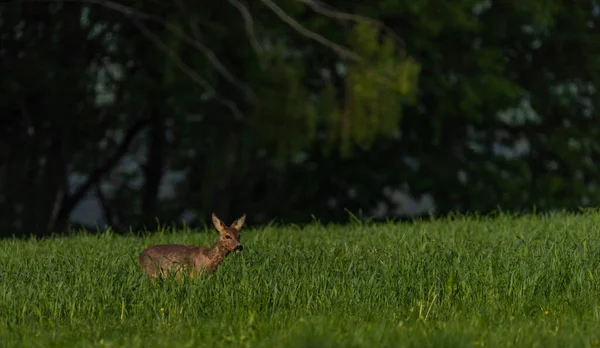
[1,212,600,347]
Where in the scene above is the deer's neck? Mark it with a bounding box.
[206,242,229,265]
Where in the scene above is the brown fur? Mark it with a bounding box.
[138,213,246,281]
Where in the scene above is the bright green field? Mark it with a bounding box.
[2,212,600,347]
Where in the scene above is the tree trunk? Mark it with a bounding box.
[43,138,69,237]
[210,130,240,222]
[141,106,166,231]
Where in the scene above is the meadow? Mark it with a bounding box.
[1,212,600,347]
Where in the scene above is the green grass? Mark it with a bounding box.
[2,212,600,347]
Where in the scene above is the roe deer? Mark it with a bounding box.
[138,213,246,280]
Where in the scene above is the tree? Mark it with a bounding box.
[1,0,419,236]
[279,0,600,219]
[2,0,598,237]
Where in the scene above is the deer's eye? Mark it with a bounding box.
[225,235,231,239]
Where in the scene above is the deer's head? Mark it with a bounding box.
[212,213,246,254]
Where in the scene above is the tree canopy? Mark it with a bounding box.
[1,0,598,237]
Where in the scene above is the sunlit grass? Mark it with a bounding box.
[1,211,600,347]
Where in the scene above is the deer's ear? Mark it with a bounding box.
[230,213,246,231]
[212,213,226,233]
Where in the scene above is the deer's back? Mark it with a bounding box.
[139,244,205,278]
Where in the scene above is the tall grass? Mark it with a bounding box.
[1,212,600,347]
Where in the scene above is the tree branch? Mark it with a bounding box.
[175,0,260,104]
[94,179,118,229]
[294,0,407,51]
[28,0,257,106]
[174,0,202,42]
[46,117,150,234]
[29,0,411,111]
[227,0,263,55]
[129,17,245,120]
[258,0,361,61]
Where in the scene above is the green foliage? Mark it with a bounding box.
[336,22,420,157]
[250,50,318,160]
[248,21,420,160]
[2,212,600,346]
[318,80,342,156]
